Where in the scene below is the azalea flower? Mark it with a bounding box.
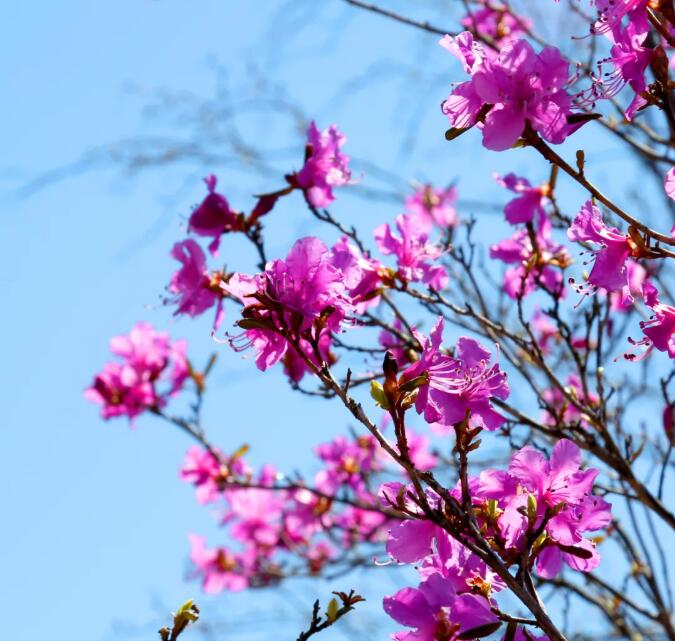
[294,122,352,208]
[441,32,581,151]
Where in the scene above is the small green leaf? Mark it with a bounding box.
[370,381,390,410]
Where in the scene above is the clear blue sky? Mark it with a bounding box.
[2,2,668,641]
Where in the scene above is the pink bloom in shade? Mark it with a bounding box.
[664,404,675,446]
[461,3,531,46]
[315,434,381,497]
[188,534,249,593]
[610,259,650,311]
[179,446,251,505]
[541,374,599,428]
[84,362,157,421]
[281,332,334,383]
[188,175,242,256]
[374,214,448,290]
[627,282,675,360]
[568,200,635,295]
[401,318,510,430]
[384,574,499,641]
[441,33,581,151]
[509,439,612,577]
[402,430,438,471]
[489,225,568,299]
[379,318,412,367]
[85,323,189,422]
[592,0,649,35]
[294,122,352,208]
[404,184,459,230]
[168,239,224,329]
[531,308,559,355]
[336,507,389,546]
[224,485,285,548]
[330,236,383,313]
[494,173,550,225]
[665,167,675,200]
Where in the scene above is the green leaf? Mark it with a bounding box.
[370,381,390,410]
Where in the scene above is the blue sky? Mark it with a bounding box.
[2,2,670,641]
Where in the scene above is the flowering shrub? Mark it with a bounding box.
[86,3,675,641]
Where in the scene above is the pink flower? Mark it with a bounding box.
[188,175,242,255]
[330,236,383,312]
[542,374,599,428]
[85,323,189,422]
[404,185,459,229]
[401,318,510,430]
[374,214,448,289]
[610,259,650,311]
[223,237,355,372]
[567,200,635,295]
[441,33,580,150]
[490,225,568,299]
[168,239,224,329]
[188,534,250,593]
[494,173,550,225]
[224,485,285,548]
[664,404,675,446]
[584,19,652,120]
[627,282,675,359]
[461,3,530,46]
[379,318,412,368]
[531,308,559,354]
[384,574,498,641]
[315,434,381,497]
[508,439,612,577]
[294,122,352,208]
[665,167,675,200]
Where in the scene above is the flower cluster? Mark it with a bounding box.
[382,439,611,640]
[85,322,189,422]
[441,32,582,150]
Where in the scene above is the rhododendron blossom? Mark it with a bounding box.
[441,32,581,150]
[627,282,675,359]
[293,122,352,208]
[188,175,242,255]
[495,172,550,225]
[404,184,459,230]
[374,214,448,289]
[85,322,188,422]
[168,239,224,329]
[567,200,637,296]
[400,318,509,430]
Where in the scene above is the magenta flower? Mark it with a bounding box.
[330,235,383,312]
[441,33,580,150]
[495,173,550,225]
[224,485,285,548]
[384,574,498,641]
[188,534,250,593]
[490,226,568,299]
[188,175,242,255]
[85,323,189,422]
[461,3,531,46]
[541,375,599,428]
[374,214,448,289]
[610,259,650,311]
[567,200,635,295]
[627,282,675,359]
[223,237,355,372]
[404,184,459,230]
[294,122,352,208]
[665,167,675,200]
[508,439,612,577]
[379,318,412,368]
[315,434,381,497]
[401,318,510,430]
[586,19,652,120]
[168,239,224,329]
